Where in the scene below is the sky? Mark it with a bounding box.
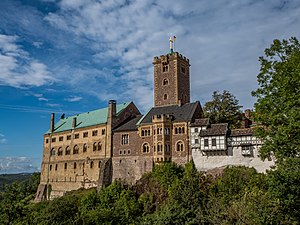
[0,0,300,174]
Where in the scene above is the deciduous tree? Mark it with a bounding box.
[252,37,300,160]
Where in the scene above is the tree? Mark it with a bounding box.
[203,90,243,128]
[252,37,300,160]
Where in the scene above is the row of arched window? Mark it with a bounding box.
[174,127,185,134]
[50,142,102,156]
[142,141,184,153]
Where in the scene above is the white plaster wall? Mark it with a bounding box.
[192,145,274,173]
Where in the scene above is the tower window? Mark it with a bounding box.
[142,143,150,153]
[181,66,186,74]
[164,94,168,100]
[163,78,169,86]
[176,141,184,151]
[162,65,169,72]
[50,148,55,156]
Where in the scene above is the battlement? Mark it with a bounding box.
[153,52,189,64]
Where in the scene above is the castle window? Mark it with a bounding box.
[90,161,94,169]
[64,163,67,170]
[74,162,77,169]
[162,65,169,72]
[83,132,88,138]
[65,146,70,155]
[195,139,199,144]
[175,127,178,134]
[157,128,162,135]
[59,136,63,142]
[142,143,150,153]
[50,148,55,156]
[163,78,169,85]
[157,143,163,152]
[164,94,168,100]
[55,164,58,171]
[181,66,186,74]
[73,145,79,154]
[204,139,209,147]
[195,128,198,133]
[119,150,122,155]
[98,142,102,151]
[121,134,129,145]
[98,161,101,168]
[92,130,98,136]
[52,137,56,143]
[128,149,131,154]
[83,143,87,152]
[212,138,216,147]
[164,128,170,135]
[176,141,184,151]
[74,133,79,139]
[45,138,49,143]
[58,147,63,156]
[67,135,71,140]
[93,142,97,151]
[50,165,52,171]
[102,129,105,135]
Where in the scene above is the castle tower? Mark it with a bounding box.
[153,39,190,107]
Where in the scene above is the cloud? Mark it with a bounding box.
[0,134,7,144]
[0,34,55,88]
[33,93,49,101]
[64,96,82,102]
[0,157,40,174]
[42,0,300,111]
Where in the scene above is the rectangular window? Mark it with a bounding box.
[195,128,198,133]
[83,132,88,138]
[52,137,56,142]
[59,136,63,142]
[102,129,105,135]
[195,139,199,144]
[67,135,71,140]
[204,139,209,147]
[212,138,216,146]
[74,133,79,139]
[45,139,49,143]
[121,134,129,145]
[92,130,98,136]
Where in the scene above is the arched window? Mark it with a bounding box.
[178,127,182,134]
[65,146,70,155]
[157,143,163,152]
[142,143,150,153]
[176,141,184,152]
[74,162,77,169]
[175,127,178,134]
[50,148,55,156]
[90,161,94,169]
[98,142,102,151]
[57,147,63,156]
[163,78,169,85]
[83,143,87,152]
[93,142,97,151]
[164,94,168,100]
[182,127,185,134]
[73,145,79,154]
[141,130,144,136]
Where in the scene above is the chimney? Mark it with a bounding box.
[72,117,77,129]
[108,100,116,118]
[50,113,55,133]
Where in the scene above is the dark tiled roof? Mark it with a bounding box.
[230,128,254,136]
[113,115,143,132]
[190,118,210,127]
[138,102,200,124]
[200,123,228,136]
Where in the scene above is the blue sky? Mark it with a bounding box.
[0,0,300,173]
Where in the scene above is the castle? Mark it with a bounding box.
[35,41,274,201]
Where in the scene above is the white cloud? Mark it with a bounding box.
[65,96,82,102]
[0,156,40,174]
[42,0,300,110]
[0,34,55,88]
[0,133,7,144]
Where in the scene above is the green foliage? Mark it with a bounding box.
[252,37,300,160]
[203,90,243,128]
